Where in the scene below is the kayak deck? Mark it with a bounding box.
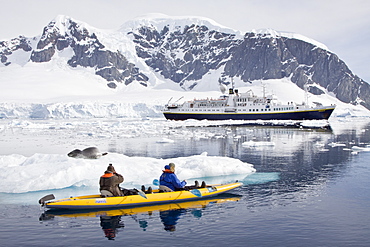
[42,182,243,210]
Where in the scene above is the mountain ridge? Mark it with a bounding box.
[0,14,369,111]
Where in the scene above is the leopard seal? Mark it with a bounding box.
[68,147,108,159]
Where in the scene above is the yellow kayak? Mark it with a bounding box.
[39,182,242,210]
[40,196,241,219]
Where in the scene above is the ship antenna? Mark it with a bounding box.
[174,96,184,103]
[167,97,173,105]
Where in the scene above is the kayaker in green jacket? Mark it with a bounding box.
[100,164,124,196]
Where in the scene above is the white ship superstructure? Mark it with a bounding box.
[163,87,335,121]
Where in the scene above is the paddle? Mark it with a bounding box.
[189,189,202,197]
[136,189,147,199]
[152,179,202,197]
[153,179,159,186]
[38,194,55,205]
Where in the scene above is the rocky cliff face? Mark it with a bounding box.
[0,36,33,66]
[130,24,241,88]
[0,15,369,110]
[130,25,370,110]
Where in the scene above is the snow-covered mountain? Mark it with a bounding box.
[0,14,369,119]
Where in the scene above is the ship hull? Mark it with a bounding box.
[163,107,335,121]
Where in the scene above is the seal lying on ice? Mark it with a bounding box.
[68,147,108,159]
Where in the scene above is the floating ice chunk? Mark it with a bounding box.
[351,146,370,152]
[242,140,275,147]
[328,142,346,147]
[0,152,255,193]
[242,172,280,185]
[156,138,175,143]
[314,142,325,147]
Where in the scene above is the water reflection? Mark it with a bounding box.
[39,195,240,240]
[238,120,370,209]
[100,215,125,240]
[160,208,187,232]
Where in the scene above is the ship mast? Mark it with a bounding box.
[304,84,309,105]
[262,82,266,98]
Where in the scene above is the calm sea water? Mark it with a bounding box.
[1,119,370,246]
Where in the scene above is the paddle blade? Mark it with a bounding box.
[137,189,147,199]
[39,194,55,205]
[190,189,202,197]
[152,179,159,186]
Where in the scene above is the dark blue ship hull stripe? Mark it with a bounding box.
[163,108,335,120]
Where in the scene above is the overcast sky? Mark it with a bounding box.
[1,0,369,82]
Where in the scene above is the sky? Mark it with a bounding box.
[0,0,369,82]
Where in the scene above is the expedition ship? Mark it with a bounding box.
[163,87,336,121]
